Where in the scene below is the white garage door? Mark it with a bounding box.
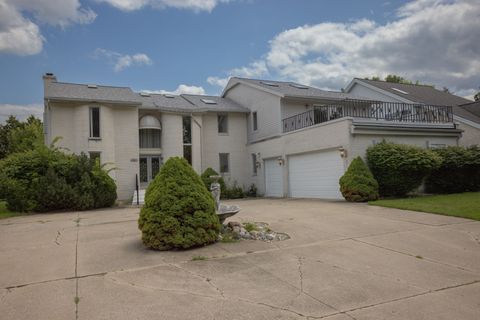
[288,150,345,199]
[265,159,283,197]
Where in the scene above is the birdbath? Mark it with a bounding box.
[210,175,240,224]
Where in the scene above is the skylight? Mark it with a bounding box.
[391,88,409,95]
[201,98,217,105]
[290,83,309,89]
[87,84,98,89]
[260,81,279,87]
[164,94,175,98]
[140,92,150,97]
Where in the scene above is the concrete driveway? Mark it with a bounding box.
[1,198,479,320]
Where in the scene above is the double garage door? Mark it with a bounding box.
[265,150,345,199]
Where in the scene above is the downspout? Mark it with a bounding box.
[191,113,203,172]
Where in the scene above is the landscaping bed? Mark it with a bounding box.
[369,192,480,221]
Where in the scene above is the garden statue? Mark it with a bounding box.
[210,175,240,224]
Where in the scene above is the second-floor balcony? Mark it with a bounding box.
[282,99,454,133]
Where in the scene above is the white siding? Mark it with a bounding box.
[46,102,139,200]
[224,84,282,142]
[201,112,248,188]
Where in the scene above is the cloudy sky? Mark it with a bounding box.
[0,0,479,122]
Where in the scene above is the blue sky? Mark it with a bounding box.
[0,0,479,121]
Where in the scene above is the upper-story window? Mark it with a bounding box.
[217,114,228,134]
[139,115,161,148]
[89,107,100,138]
[253,112,258,131]
[183,116,192,164]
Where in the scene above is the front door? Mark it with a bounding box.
[139,156,162,186]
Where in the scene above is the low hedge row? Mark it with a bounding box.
[0,145,117,212]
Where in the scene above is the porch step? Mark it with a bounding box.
[132,189,146,205]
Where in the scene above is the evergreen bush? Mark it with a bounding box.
[425,146,480,193]
[366,141,441,197]
[339,157,379,202]
[138,157,220,250]
[0,145,117,212]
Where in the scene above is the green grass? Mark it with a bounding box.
[243,222,258,232]
[0,201,26,220]
[369,192,480,221]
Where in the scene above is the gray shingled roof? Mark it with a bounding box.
[45,82,141,105]
[356,79,479,123]
[231,77,367,100]
[457,101,480,124]
[138,93,249,113]
[357,79,472,106]
[181,94,249,113]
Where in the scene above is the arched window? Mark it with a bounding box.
[139,115,161,148]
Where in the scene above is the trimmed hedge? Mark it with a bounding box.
[138,157,220,250]
[366,141,441,197]
[425,146,480,194]
[0,146,117,212]
[339,157,379,202]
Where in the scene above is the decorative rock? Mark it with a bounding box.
[228,221,242,228]
[219,221,289,242]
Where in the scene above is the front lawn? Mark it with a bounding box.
[0,201,25,220]
[369,192,480,221]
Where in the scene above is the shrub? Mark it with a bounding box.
[425,146,480,194]
[0,145,117,212]
[366,141,441,197]
[339,157,379,202]
[201,167,225,194]
[223,181,245,199]
[138,157,220,250]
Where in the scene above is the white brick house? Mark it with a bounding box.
[43,74,464,201]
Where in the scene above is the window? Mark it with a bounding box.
[217,114,228,134]
[219,153,229,173]
[183,116,192,164]
[139,129,161,148]
[89,107,100,138]
[253,112,258,131]
[89,152,101,164]
[251,153,257,176]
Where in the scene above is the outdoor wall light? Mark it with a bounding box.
[255,161,261,169]
[277,157,285,166]
[338,147,347,158]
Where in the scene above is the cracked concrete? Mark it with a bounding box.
[0,200,479,319]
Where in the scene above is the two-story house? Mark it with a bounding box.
[43,74,462,202]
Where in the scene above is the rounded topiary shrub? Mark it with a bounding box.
[339,156,379,202]
[425,146,480,194]
[366,141,441,197]
[138,157,220,250]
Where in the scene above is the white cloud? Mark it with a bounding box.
[207,60,268,88]
[93,48,153,72]
[0,103,43,123]
[208,0,480,94]
[143,84,206,95]
[96,0,232,12]
[0,0,96,55]
[207,76,229,88]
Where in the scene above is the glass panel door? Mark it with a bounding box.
[139,157,148,183]
[151,157,160,180]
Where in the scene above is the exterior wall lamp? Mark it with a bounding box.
[338,147,347,158]
[277,156,285,166]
